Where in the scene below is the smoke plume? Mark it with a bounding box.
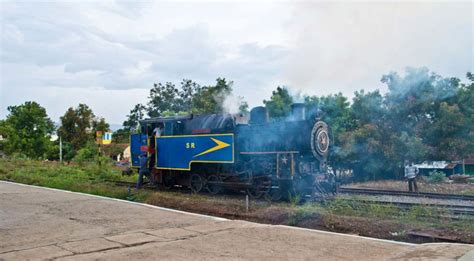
[283,1,472,97]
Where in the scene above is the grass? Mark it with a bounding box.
[0,157,146,200]
[314,197,474,233]
[287,203,323,225]
[276,194,474,238]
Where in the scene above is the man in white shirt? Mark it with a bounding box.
[404,161,419,192]
[153,126,162,137]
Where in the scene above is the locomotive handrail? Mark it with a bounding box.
[240,151,300,155]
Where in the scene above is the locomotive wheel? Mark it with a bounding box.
[247,177,271,199]
[267,182,295,201]
[206,175,223,195]
[189,174,204,193]
[266,187,283,201]
[162,173,175,190]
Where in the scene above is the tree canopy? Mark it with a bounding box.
[58,104,110,154]
[122,78,248,131]
[263,87,293,119]
[257,69,472,180]
[295,68,474,181]
[0,101,55,158]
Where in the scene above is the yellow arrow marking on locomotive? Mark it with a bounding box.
[193,138,230,158]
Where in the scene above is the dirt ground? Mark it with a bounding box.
[142,189,474,244]
[346,180,474,195]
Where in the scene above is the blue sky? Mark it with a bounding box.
[1,0,472,124]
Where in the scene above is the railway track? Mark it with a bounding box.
[340,199,474,218]
[339,187,474,201]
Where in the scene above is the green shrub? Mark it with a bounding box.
[10,152,29,160]
[74,150,95,165]
[326,198,358,216]
[288,204,321,225]
[73,142,98,165]
[288,193,301,207]
[426,170,446,183]
[368,203,398,218]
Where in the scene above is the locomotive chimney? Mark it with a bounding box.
[291,103,306,121]
[250,106,268,124]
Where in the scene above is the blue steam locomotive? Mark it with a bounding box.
[130,103,334,200]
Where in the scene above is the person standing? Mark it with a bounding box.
[153,124,163,137]
[137,153,150,189]
[404,161,419,192]
[150,125,162,171]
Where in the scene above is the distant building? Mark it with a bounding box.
[414,161,463,177]
[464,156,474,176]
[101,143,128,161]
[123,146,130,161]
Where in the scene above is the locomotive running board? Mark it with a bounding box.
[206,181,253,189]
[240,151,299,155]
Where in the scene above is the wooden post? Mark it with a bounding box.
[59,136,62,164]
[246,194,249,212]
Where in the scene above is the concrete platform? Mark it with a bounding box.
[0,181,472,260]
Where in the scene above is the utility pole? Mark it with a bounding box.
[96,131,103,167]
[463,159,465,175]
[59,136,63,164]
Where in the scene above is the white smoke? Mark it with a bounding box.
[222,93,244,114]
[284,1,472,97]
[286,87,304,103]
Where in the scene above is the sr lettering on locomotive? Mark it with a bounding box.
[130,103,335,200]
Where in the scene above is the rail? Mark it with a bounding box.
[339,187,474,201]
[340,198,474,218]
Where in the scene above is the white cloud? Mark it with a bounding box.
[1,0,472,125]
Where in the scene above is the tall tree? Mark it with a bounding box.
[176,79,201,112]
[305,93,356,173]
[0,101,54,158]
[192,78,233,113]
[452,72,474,157]
[238,99,249,114]
[112,128,131,144]
[317,93,354,131]
[382,67,459,136]
[147,80,203,116]
[125,78,246,128]
[427,102,469,160]
[58,104,95,151]
[147,82,179,117]
[381,67,468,161]
[123,103,146,131]
[92,117,110,133]
[264,86,293,119]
